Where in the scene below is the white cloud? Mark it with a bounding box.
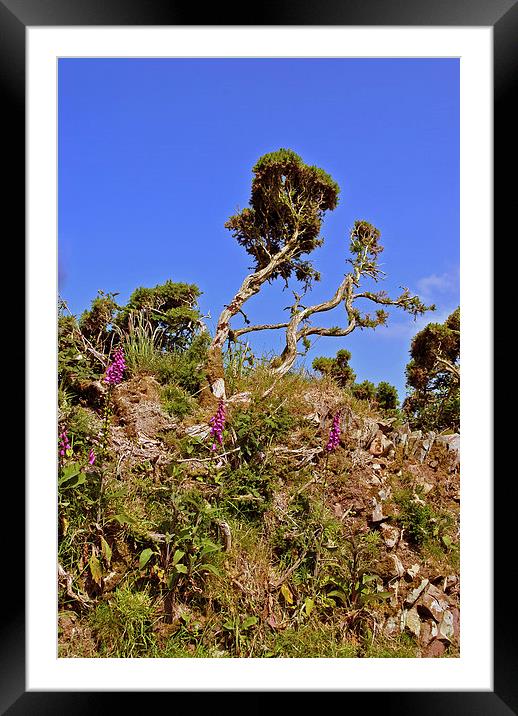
[416,270,459,301]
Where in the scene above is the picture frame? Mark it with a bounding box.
[6,0,508,710]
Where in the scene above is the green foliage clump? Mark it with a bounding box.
[375,381,399,412]
[312,349,356,388]
[352,380,376,402]
[116,279,203,352]
[232,401,295,462]
[403,307,460,432]
[225,148,340,289]
[394,488,457,560]
[79,290,119,352]
[58,309,102,394]
[154,332,211,395]
[90,586,157,657]
[218,464,274,520]
[160,384,194,419]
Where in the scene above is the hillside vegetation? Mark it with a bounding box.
[58,292,460,659]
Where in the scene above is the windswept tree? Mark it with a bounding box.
[203,148,339,400]
[203,149,433,402]
[403,307,460,431]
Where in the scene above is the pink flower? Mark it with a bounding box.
[326,411,341,452]
[88,449,96,465]
[59,429,71,461]
[104,347,126,385]
[209,399,226,451]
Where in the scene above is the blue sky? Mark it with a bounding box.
[58,58,459,399]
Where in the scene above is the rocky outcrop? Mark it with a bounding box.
[111,376,176,438]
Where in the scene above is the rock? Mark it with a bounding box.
[417,584,450,622]
[421,482,434,495]
[372,463,382,471]
[417,431,436,463]
[404,607,421,638]
[371,500,386,523]
[381,523,400,549]
[419,620,438,647]
[405,578,429,607]
[227,391,252,406]
[390,553,405,577]
[369,431,395,457]
[451,607,460,641]
[405,430,423,457]
[435,433,460,470]
[304,412,322,426]
[112,376,176,438]
[423,639,446,657]
[383,615,400,638]
[406,563,420,581]
[378,486,391,502]
[185,423,211,439]
[350,416,379,449]
[438,610,455,642]
[443,575,459,594]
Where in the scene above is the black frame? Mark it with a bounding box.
[7,0,509,712]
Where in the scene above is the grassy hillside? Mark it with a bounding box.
[58,325,460,659]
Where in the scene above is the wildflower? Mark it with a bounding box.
[59,429,71,459]
[326,411,341,452]
[88,448,96,465]
[209,399,226,451]
[104,347,126,385]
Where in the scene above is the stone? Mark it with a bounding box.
[369,431,395,457]
[419,620,438,647]
[423,639,446,658]
[435,433,460,470]
[405,578,429,607]
[390,553,405,577]
[404,607,421,638]
[451,607,460,641]
[417,584,450,622]
[185,423,211,439]
[381,523,400,549]
[417,431,436,463]
[378,486,391,501]
[438,610,455,642]
[227,391,252,406]
[406,563,420,581]
[383,615,400,638]
[443,575,459,593]
[371,500,386,523]
[304,412,322,426]
[372,463,382,471]
[405,430,422,457]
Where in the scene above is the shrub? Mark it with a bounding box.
[312,349,356,388]
[375,381,399,412]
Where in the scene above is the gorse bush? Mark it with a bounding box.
[312,349,356,388]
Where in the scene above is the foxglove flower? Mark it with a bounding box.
[209,399,226,451]
[59,429,71,459]
[104,347,126,385]
[326,411,341,452]
[88,448,96,465]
